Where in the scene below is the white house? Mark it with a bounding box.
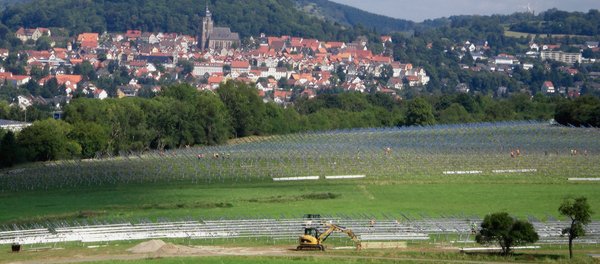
[259,67,289,80]
[494,54,518,65]
[93,88,108,100]
[192,62,223,77]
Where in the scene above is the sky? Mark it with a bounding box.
[329,0,600,22]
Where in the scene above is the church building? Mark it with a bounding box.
[199,5,240,50]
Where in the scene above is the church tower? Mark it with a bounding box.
[199,3,213,50]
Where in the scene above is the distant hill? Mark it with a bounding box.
[0,0,29,10]
[295,0,415,33]
[0,0,361,41]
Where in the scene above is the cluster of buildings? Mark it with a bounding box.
[452,39,600,97]
[1,6,429,106]
[4,7,599,108]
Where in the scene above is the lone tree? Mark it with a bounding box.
[559,197,593,259]
[475,212,539,255]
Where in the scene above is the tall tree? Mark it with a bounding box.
[194,91,231,145]
[0,130,23,167]
[559,197,593,259]
[70,122,109,158]
[405,97,435,126]
[217,81,266,137]
[475,212,539,255]
[18,119,81,161]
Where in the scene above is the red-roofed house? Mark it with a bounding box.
[381,36,392,43]
[77,33,99,49]
[405,75,420,87]
[54,74,83,94]
[125,30,142,40]
[0,72,31,86]
[325,42,346,49]
[207,75,224,89]
[372,56,392,64]
[273,89,292,104]
[542,81,555,94]
[230,60,250,74]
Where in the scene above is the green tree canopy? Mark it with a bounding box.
[17,119,81,161]
[217,81,266,137]
[405,97,435,126]
[559,196,593,259]
[475,212,539,255]
[0,130,24,167]
[555,95,600,127]
[437,103,474,124]
[70,122,109,159]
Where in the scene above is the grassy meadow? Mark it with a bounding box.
[2,180,600,225]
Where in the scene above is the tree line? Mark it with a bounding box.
[2,80,596,168]
[510,9,600,36]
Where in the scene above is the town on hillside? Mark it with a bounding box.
[1,7,599,110]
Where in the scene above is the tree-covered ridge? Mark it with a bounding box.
[0,0,357,40]
[295,0,415,33]
[509,9,600,36]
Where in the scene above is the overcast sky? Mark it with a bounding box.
[330,0,600,22]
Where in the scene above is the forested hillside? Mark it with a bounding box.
[0,0,360,40]
[509,9,600,36]
[295,0,415,33]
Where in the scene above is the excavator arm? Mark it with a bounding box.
[318,223,362,250]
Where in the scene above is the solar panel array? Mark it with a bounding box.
[2,121,599,192]
[1,217,599,245]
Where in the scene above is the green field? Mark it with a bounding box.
[2,181,600,224]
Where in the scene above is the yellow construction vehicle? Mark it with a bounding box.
[297,222,361,251]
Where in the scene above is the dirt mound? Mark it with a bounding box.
[128,240,199,255]
[127,239,166,254]
[156,243,196,255]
